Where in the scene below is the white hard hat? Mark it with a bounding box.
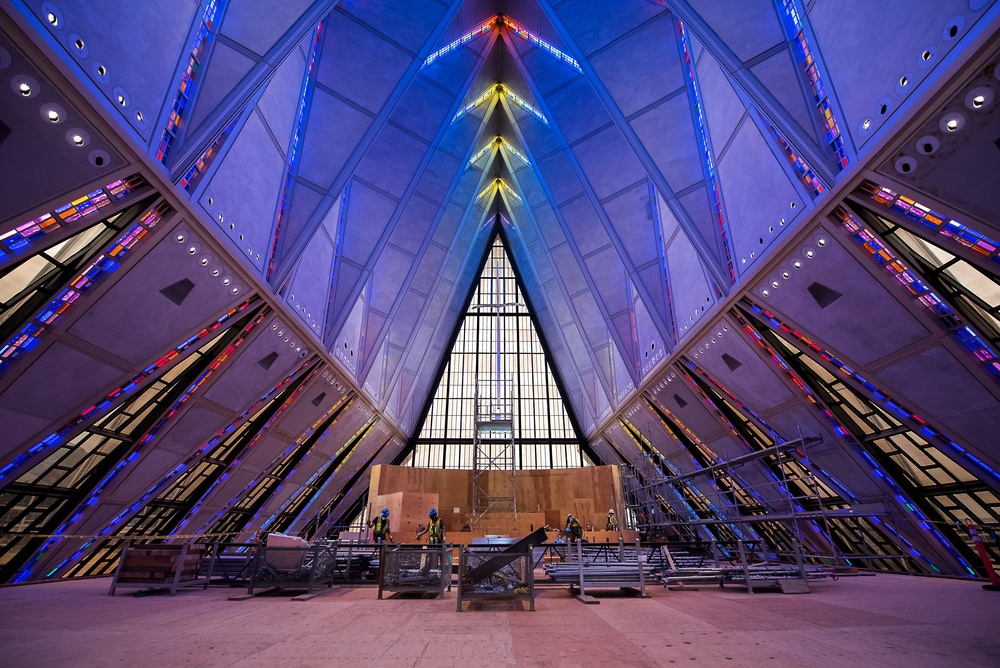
[609,509,615,514]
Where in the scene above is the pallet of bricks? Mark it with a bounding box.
[109,540,212,595]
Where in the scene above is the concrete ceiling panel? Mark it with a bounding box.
[332,291,365,376]
[416,150,463,205]
[542,77,612,145]
[389,76,458,143]
[717,119,804,273]
[554,0,668,56]
[687,316,796,413]
[285,221,334,336]
[200,112,286,273]
[0,342,123,455]
[807,0,983,148]
[354,124,430,199]
[688,0,785,62]
[296,87,374,188]
[694,48,746,155]
[666,228,714,339]
[583,246,629,315]
[874,344,1000,463]
[221,0,314,57]
[750,229,929,366]
[369,245,414,314]
[749,47,818,143]
[630,94,704,192]
[28,0,196,141]
[203,316,312,412]
[341,0,448,55]
[603,181,657,268]
[314,14,413,115]
[186,42,257,136]
[559,196,610,257]
[590,14,685,117]
[69,225,247,365]
[571,126,646,200]
[339,179,399,265]
[0,33,126,220]
[392,196,439,257]
[257,37,309,151]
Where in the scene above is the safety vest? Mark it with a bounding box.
[607,514,618,530]
[428,518,443,543]
[373,517,389,536]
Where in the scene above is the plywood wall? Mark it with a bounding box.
[365,465,625,539]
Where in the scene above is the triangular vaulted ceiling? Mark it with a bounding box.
[165,0,836,440]
[4,0,1000,583]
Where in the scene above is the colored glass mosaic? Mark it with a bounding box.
[268,20,324,281]
[502,17,581,71]
[156,0,223,163]
[765,121,825,197]
[424,16,497,67]
[0,201,171,374]
[778,0,849,169]
[833,205,1000,377]
[677,20,735,284]
[858,180,1000,261]
[0,175,147,262]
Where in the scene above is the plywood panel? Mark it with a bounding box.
[366,465,625,539]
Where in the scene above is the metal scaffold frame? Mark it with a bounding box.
[472,374,516,532]
[622,434,907,571]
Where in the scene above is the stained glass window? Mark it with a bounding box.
[407,232,588,470]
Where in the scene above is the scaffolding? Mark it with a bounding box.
[622,435,899,569]
[472,374,516,533]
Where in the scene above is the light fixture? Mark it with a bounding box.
[97,65,106,77]
[47,109,60,122]
[135,111,143,122]
[116,94,125,106]
[965,87,993,111]
[19,82,31,96]
[46,12,58,26]
[71,134,84,145]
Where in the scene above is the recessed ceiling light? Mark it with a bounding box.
[71,134,84,146]
[47,109,59,122]
[46,12,58,26]
[97,65,106,77]
[18,82,31,96]
[74,38,84,50]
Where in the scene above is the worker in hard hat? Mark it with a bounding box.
[370,507,393,544]
[415,508,446,544]
[606,508,619,531]
[565,513,583,542]
[416,508,448,582]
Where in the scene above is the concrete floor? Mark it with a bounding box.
[1,574,998,667]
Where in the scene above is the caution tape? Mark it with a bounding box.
[1,531,244,541]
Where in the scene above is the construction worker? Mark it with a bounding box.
[416,508,446,544]
[370,508,392,544]
[606,508,618,531]
[565,513,583,542]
